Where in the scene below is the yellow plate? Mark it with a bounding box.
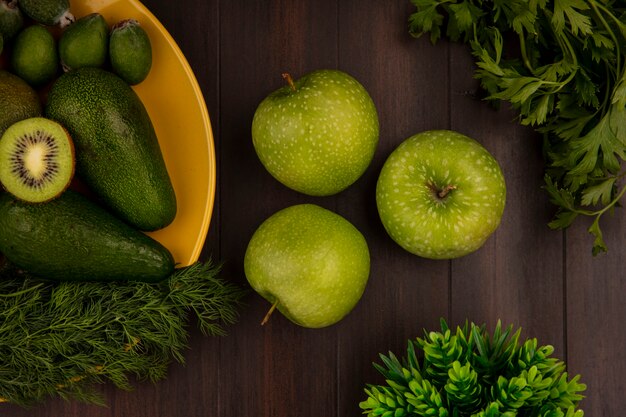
[72,0,216,267]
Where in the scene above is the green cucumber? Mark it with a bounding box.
[0,190,175,282]
[45,67,177,231]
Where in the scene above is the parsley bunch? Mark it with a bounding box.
[409,0,626,254]
[360,319,586,417]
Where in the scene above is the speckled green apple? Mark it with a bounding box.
[244,204,370,328]
[376,130,506,259]
[251,69,379,196]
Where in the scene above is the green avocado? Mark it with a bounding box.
[45,67,177,231]
[0,191,175,282]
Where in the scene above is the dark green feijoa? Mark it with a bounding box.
[0,0,23,41]
[11,25,58,87]
[45,67,177,231]
[0,190,175,282]
[0,70,42,135]
[109,19,152,85]
[58,13,107,71]
[18,0,73,27]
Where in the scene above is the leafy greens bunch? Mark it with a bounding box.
[0,261,246,406]
[360,320,586,417]
[409,0,626,254]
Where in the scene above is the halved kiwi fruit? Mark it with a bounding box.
[0,117,75,203]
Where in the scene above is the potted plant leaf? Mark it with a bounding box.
[360,320,586,417]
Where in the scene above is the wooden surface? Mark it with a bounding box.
[4,0,626,416]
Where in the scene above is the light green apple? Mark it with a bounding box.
[251,69,379,196]
[244,204,370,328]
[376,130,506,259]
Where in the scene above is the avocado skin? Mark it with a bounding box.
[0,191,175,282]
[45,67,177,231]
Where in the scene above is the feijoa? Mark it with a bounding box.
[0,117,75,203]
[109,19,152,85]
[59,13,108,71]
[18,0,73,27]
[0,0,23,41]
[0,70,42,135]
[11,25,58,87]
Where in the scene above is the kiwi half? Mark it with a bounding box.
[0,117,75,203]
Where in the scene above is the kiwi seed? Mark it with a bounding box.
[0,117,75,203]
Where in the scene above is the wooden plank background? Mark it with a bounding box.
[3,0,625,416]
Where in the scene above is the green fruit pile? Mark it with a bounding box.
[0,1,152,87]
[245,69,507,329]
[0,1,175,283]
[246,69,378,328]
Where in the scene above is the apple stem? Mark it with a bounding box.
[282,73,297,92]
[261,300,279,326]
[437,184,457,199]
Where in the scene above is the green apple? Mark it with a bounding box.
[244,204,370,328]
[376,130,506,259]
[251,69,379,196]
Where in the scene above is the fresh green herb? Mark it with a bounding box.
[360,319,586,417]
[408,0,626,254]
[0,261,246,406]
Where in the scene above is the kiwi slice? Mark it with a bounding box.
[0,117,75,203]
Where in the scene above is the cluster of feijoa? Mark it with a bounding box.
[0,0,153,204]
[1,0,151,87]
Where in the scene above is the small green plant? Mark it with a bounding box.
[360,319,586,417]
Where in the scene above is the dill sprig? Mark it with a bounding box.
[0,260,246,406]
